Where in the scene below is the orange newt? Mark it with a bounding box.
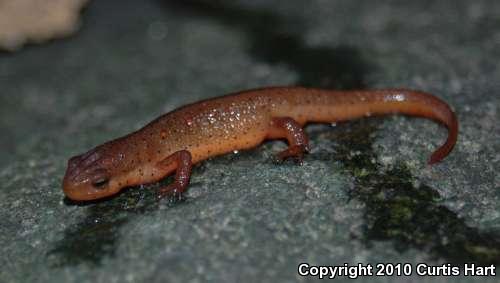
[62,87,458,201]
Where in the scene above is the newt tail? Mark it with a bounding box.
[62,87,458,201]
[289,88,458,165]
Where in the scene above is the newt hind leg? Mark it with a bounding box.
[156,150,192,200]
[267,117,310,164]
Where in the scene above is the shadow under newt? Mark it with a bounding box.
[48,184,160,266]
[48,177,200,266]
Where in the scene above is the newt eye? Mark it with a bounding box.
[92,177,109,188]
[90,169,109,189]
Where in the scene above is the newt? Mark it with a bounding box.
[62,87,458,201]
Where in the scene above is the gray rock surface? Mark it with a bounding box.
[0,0,499,282]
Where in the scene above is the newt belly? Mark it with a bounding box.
[62,87,458,201]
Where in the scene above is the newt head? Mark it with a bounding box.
[62,144,125,201]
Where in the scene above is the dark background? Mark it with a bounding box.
[0,1,499,282]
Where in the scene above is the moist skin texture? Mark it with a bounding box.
[62,87,458,201]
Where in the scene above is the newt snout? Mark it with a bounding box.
[63,146,120,201]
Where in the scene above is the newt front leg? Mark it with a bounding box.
[156,150,192,199]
